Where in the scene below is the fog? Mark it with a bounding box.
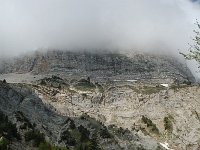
[0,0,200,76]
[0,0,199,55]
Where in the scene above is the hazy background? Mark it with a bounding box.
[0,0,199,56]
[0,0,200,78]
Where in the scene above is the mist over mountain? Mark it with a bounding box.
[0,0,200,57]
[1,1,200,150]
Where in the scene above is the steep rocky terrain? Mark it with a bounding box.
[0,50,195,83]
[31,76,200,150]
[0,75,200,150]
[0,50,198,150]
[0,79,165,150]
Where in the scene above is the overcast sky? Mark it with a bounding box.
[0,0,200,57]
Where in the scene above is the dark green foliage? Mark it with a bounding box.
[141,116,159,134]
[2,79,6,84]
[40,80,47,85]
[78,125,90,142]
[61,130,76,146]
[75,142,90,150]
[39,76,69,89]
[182,80,192,85]
[164,116,173,133]
[80,114,88,120]
[81,93,87,99]
[52,75,63,80]
[170,84,190,91]
[99,127,112,139]
[61,116,102,150]
[74,79,96,91]
[128,85,165,95]
[0,112,21,150]
[0,137,8,150]
[75,141,99,150]
[51,89,59,96]
[116,127,131,138]
[95,83,104,93]
[79,114,102,129]
[15,111,33,129]
[87,77,90,82]
[108,125,132,140]
[89,133,100,150]
[24,130,45,147]
[180,21,200,65]
[0,112,19,140]
[70,79,77,84]
[69,120,76,129]
[61,127,100,149]
[141,86,165,95]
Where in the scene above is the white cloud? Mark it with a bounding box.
[0,0,199,57]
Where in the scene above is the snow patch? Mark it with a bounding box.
[160,84,169,88]
[159,142,174,150]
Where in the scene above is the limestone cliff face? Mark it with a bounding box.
[1,75,200,150]
[29,77,200,150]
[0,50,195,83]
[0,81,164,150]
[0,50,198,150]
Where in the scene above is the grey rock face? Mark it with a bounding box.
[27,77,200,150]
[0,50,195,83]
[0,81,164,150]
[0,50,197,150]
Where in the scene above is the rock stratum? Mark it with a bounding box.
[0,50,195,83]
[0,50,199,150]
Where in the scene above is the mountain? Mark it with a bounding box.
[0,50,195,83]
[0,50,198,150]
[0,80,165,150]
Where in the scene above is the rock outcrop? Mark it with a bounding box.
[0,80,165,150]
[0,75,199,149]
[0,50,198,150]
[0,50,195,83]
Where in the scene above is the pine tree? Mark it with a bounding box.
[180,21,200,64]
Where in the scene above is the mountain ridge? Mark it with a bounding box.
[0,50,195,84]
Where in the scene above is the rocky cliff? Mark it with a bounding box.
[0,79,165,150]
[0,50,195,83]
[0,50,198,150]
[0,75,200,150]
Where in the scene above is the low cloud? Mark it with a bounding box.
[0,0,200,58]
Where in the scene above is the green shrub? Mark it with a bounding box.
[24,130,45,147]
[78,125,90,142]
[183,80,191,85]
[61,130,76,146]
[99,127,112,139]
[0,137,8,150]
[164,116,173,133]
[141,86,165,95]
[170,84,190,91]
[74,79,96,91]
[40,80,47,85]
[39,142,69,150]
[141,116,159,134]
[0,112,19,140]
[75,139,100,150]
[95,83,104,93]
[69,120,76,129]
[15,111,33,129]
[79,114,103,130]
